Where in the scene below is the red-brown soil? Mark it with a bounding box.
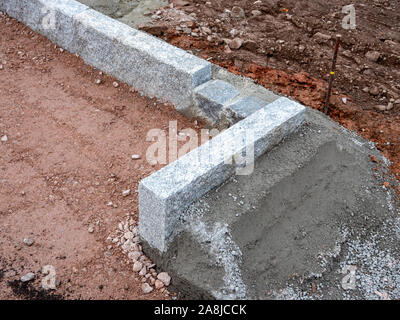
[0,13,203,299]
[145,0,400,180]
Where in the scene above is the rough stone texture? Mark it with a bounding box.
[73,8,138,74]
[225,96,267,121]
[111,30,211,111]
[2,0,24,20]
[194,79,240,122]
[139,97,306,253]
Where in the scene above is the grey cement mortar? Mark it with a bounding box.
[78,0,168,28]
[211,64,279,105]
[143,108,400,300]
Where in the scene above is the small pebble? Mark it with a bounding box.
[133,261,143,272]
[1,135,8,142]
[113,81,119,88]
[122,189,131,197]
[141,283,153,294]
[229,38,243,50]
[23,238,34,246]
[21,272,35,282]
[155,279,165,289]
[128,251,141,261]
[131,154,141,160]
[157,272,171,286]
[139,267,147,276]
[123,231,133,240]
[374,105,388,111]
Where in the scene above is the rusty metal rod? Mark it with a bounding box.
[323,34,341,114]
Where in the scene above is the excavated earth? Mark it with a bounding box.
[135,0,400,183]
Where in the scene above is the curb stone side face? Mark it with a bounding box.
[113,31,211,110]
[139,97,306,252]
[194,79,240,122]
[73,8,212,108]
[225,96,267,121]
[4,0,89,52]
[73,9,138,75]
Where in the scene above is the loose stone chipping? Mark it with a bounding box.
[107,215,172,295]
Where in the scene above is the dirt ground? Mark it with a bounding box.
[138,0,400,180]
[0,13,203,299]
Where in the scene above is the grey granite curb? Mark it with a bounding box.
[1,0,211,110]
[194,79,240,122]
[139,97,306,252]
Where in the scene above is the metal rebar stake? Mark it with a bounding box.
[323,34,341,114]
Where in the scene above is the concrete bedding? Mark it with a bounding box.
[147,109,400,299]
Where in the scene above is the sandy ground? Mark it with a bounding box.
[0,13,203,300]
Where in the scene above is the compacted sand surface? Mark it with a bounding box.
[0,12,202,300]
